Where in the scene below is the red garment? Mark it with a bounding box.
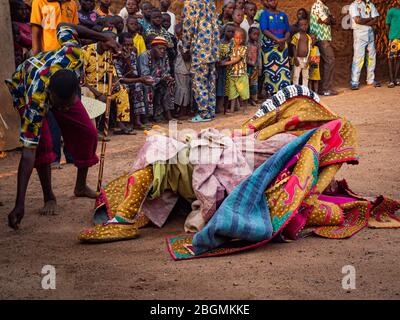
[15,22,32,48]
[18,98,99,168]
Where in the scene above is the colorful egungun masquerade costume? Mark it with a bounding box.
[79,85,400,261]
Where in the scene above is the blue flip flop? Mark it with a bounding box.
[190,115,212,123]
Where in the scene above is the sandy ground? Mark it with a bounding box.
[0,86,400,300]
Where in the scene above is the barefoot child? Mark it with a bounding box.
[222,28,250,114]
[291,18,312,87]
[247,27,261,105]
[216,23,234,114]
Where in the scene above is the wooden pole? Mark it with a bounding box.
[97,67,114,192]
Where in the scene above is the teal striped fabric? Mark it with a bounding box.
[193,129,317,255]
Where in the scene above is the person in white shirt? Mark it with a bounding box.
[240,1,259,35]
[160,0,176,34]
[349,0,380,90]
[119,0,142,31]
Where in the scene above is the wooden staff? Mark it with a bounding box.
[97,67,114,192]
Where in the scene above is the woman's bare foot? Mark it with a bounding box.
[74,185,98,199]
[39,199,58,215]
[8,206,25,230]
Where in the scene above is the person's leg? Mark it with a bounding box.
[227,76,239,113]
[395,43,400,83]
[238,74,250,114]
[192,63,215,120]
[302,63,309,88]
[292,63,301,85]
[388,56,394,85]
[318,41,334,92]
[52,97,99,198]
[216,97,223,114]
[366,30,377,85]
[46,105,74,164]
[9,112,59,228]
[34,116,58,213]
[315,80,319,94]
[8,148,36,229]
[162,83,173,121]
[319,41,336,92]
[207,63,217,118]
[351,32,366,87]
[46,110,62,167]
[250,75,258,105]
[191,64,205,117]
[36,163,57,214]
[114,87,132,132]
[142,84,154,124]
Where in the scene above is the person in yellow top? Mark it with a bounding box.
[290,18,312,87]
[30,0,78,54]
[82,28,134,135]
[126,15,147,56]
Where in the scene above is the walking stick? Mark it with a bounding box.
[97,67,114,193]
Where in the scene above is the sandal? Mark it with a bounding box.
[190,115,212,123]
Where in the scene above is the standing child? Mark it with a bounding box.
[241,2,259,34]
[291,18,312,87]
[222,28,249,114]
[232,9,245,29]
[115,32,155,130]
[119,0,139,31]
[216,23,235,114]
[144,9,174,48]
[309,34,321,93]
[247,27,261,105]
[126,15,147,55]
[160,0,176,34]
[174,23,192,119]
[162,12,178,75]
[138,1,154,34]
[386,1,400,87]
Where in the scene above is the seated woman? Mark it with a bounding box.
[82,28,134,134]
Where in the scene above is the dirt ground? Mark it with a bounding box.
[0,86,399,300]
